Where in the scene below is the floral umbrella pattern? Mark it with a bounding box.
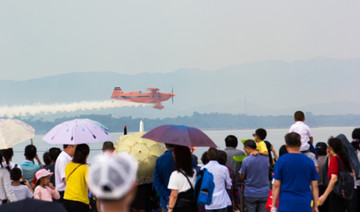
[0,118,35,149]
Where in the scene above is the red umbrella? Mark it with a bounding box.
[141,125,217,147]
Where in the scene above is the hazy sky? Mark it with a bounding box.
[1,1,359,81]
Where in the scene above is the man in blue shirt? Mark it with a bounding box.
[240,139,269,212]
[272,132,319,212]
[153,144,175,212]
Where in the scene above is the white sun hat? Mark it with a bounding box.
[87,152,138,200]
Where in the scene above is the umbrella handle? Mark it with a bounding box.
[31,138,33,145]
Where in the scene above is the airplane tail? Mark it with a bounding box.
[111,87,124,97]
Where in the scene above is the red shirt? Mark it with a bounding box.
[328,155,344,179]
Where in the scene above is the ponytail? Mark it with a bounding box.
[0,150,11,172]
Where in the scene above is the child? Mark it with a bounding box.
[33,169,60,202]
[252,128,269,156]
[10,167,33,201]
[288,111,313,152]
[289,111,319,172]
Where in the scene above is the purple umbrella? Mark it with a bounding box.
[42,119,112,145]
[141,125,217,147]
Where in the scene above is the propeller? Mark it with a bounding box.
[171,86,174,104]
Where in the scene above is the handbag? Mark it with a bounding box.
[265,190,279,211]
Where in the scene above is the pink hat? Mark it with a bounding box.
[35,169,53,182]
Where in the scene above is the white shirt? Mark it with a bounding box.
[11,185,33,201]
[0,168,17,204]
[304,151,318,167]
[201,160,232,210]
[54,151,72,192]
[289,121,313,151]
[168,169,196,193]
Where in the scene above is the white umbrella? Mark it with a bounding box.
[42,119,112,145]
[0,118,35,149]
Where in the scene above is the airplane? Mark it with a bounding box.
[111,87,175,109]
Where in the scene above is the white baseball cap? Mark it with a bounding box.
[87,152,138,200]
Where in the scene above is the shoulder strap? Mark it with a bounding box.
[179,170,194,190]
[67,164,83,180]
[335,157,347,172]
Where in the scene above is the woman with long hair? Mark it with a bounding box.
[0,149,17,205]
[319,137,353,212]
[167,145,197,212]
[63,144,90,212]
[1,148,20,171]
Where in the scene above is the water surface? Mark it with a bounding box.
[11,126,357,164]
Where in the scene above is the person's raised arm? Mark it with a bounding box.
[49,182,60,200]
[260,151,269,156]
[24,179,34,193]
[253,150,269,156]
[271,144,279,160]
[34,154,43,166]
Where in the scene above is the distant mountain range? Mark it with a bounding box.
[1,58,359,119]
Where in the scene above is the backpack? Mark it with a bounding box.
[333,157,355,200]
[194,168,215,205]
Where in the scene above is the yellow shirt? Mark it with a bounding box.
[64,162,89,204]
[256,140,268,153]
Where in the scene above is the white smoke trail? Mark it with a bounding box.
[0,101,148,118]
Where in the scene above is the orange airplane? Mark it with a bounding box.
[111,87,175,109]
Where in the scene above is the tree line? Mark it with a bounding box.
[14,112,360,134]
